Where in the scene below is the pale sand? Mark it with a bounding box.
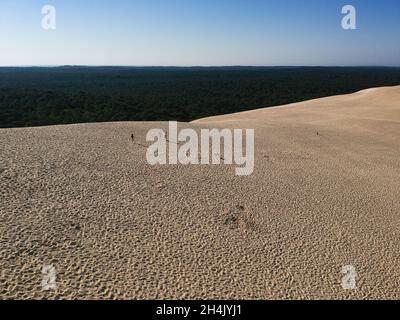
[1,86,400,299]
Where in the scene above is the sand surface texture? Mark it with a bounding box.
[1,86,400,299]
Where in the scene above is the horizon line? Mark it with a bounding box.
[1,65,400,68]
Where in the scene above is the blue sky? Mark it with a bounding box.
[0,0,399,66]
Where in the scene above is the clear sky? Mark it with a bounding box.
[0,0,399,66]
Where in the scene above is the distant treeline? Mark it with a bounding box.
[1,67,400,128]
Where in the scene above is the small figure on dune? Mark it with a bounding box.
[131,134,135,142]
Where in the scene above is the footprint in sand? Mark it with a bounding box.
[223,205,257,232]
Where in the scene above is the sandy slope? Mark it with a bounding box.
[1,86,400,299]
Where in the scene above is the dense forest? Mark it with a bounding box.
[1,66,400,128]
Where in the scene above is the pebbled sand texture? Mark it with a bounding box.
[1,86,400,299]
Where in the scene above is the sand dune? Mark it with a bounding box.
[1,86,400,299]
